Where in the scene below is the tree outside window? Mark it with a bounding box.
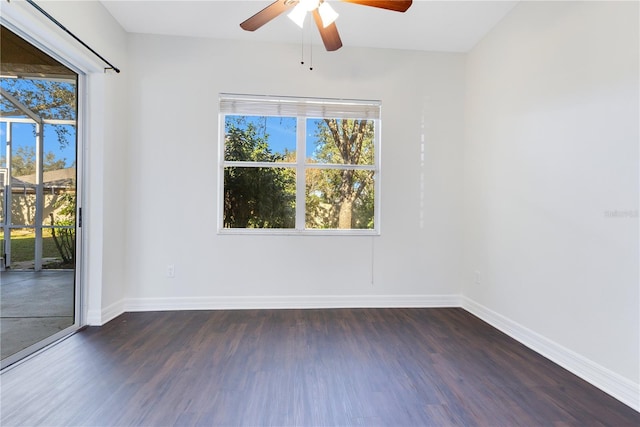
[220,95,380,234]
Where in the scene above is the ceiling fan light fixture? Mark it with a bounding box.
[300,0,320,12]
[288,3,307,28]
[318,2,339,28]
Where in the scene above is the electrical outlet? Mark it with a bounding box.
[167,264,175,278]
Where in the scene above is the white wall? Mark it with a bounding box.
[123,36,466,309]
[463,0,639,408]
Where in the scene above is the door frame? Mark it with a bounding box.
[0,22,86,370]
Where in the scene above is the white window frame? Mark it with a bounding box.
[218,93,381,235]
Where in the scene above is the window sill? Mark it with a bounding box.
[217,228,380,237]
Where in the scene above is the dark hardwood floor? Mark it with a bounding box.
[1,308,638,426]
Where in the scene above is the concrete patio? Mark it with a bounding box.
[0,270,75,360]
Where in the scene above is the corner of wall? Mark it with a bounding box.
[462,296,640,411]
[86,298,125,326]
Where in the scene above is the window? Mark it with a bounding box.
[219,94,381,234]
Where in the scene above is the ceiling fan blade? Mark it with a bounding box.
[339,0,412,13]
[240,0,296,31]
[312,9,343,51]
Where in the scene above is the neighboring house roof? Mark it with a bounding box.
[10,176,34,189]
[9,167,76,191]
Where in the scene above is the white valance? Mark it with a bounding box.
[219,93,381,120]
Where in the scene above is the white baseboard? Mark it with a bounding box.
[124,294,462,312]
[461,296,640,412]
[86,299,125,326]
[85,309,101,326]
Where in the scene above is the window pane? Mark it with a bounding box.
[43,123,76,228]
[10,123,37,225]
[8,227,69,269]
[1,122,6,168]
[306,118,375,166]
[9,228,36,269]
[0,123,5,225]
[225,116,296,163]
[223,167,296,228]
[306,168,375,229]
[0,169,5,224]
[1,78,77,121]
[219,95,380,233]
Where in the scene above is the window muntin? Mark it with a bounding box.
[219,94,380,234]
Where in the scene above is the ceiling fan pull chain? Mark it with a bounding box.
[309,14,313,72]
[300,19,306,65]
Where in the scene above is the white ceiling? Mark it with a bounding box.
[100,0,518,52]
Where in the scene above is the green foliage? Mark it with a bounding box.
[1,78,75,173]
[306,119,375,229]
[2,232,62,263]
[222,116,376,230]
[223,117,295,228]
[313,119,374,165]
[4,146,67,176]
[1,78,76,148]
[49,192,75,266]
[1,77,77,267]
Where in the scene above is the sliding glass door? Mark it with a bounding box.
[1,25,81,369]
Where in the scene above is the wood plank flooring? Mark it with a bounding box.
[1,308,638,426]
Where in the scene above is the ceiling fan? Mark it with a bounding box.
[240,0,413,52]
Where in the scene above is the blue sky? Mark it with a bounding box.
[263,116,297,154]
[226,115,325,160]
[0,121,76,169]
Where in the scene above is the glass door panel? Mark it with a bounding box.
[1,25,79,368]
